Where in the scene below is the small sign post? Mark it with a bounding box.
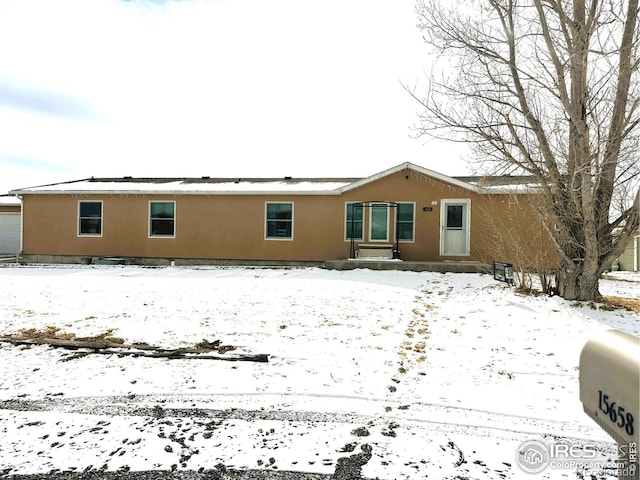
[493,261,514,285]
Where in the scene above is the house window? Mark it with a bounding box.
[266,203,293,240]
[78,201,102,236]
[370,203,389,241]
[397,203,415,241]
[266,202,293,239]
[345,202,363,241]
[149,201,175,237]
[447,204,464,230]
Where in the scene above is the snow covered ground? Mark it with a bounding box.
[0,265,638,479]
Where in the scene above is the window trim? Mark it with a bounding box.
[265,201,294,241]
[344,201,364,242]
[148,200,176,239]
[77,200,103,237]
[395,202,416,243]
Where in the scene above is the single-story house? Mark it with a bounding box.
[0,195,21,255]
[617,231,639,272]
[9,162,557,268]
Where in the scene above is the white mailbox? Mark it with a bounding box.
[579,329,639,447]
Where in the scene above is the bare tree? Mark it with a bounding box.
[411,0,640,300]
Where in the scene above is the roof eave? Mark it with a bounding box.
[11,189,345,196]
[477,187,542,195]
[338,162,483,193]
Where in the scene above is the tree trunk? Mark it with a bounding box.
[556,258,602,301]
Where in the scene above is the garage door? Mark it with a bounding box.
[0,213,21,254]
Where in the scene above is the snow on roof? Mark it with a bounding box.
[460,175,542,193]
[337,162,540,194]
[0,195,21,206]
[9,163,542,196]
[476,183,541,193]
[10,178,359,195]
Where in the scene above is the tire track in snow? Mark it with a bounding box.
[0,393,612,444]
[1,470,336,480]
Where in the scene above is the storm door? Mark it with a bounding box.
[440,199,470,256]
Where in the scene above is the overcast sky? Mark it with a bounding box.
[0,0,469,194]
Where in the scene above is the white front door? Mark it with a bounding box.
[440,199,470,256]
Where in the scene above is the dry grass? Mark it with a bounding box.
[194,338,237,353]
[602,296,640,313]
[2,327,238,354]
[515,286,546,297]
[9,326,125,344]
[513,287,639,314]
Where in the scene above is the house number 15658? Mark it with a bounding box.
[598,390,634,436]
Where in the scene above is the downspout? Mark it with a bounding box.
[394,203,400,259]
[14,194,23,257]
[349,204,355,259]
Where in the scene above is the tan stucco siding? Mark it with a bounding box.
[21,194,350,261]
[470,193,559,269]
[18,169,556,265]
[342,170,482,261]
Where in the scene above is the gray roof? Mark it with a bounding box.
[10,163,541,195]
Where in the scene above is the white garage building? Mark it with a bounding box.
[0,196,21,255]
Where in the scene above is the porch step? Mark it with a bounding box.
[324,260,491,273]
